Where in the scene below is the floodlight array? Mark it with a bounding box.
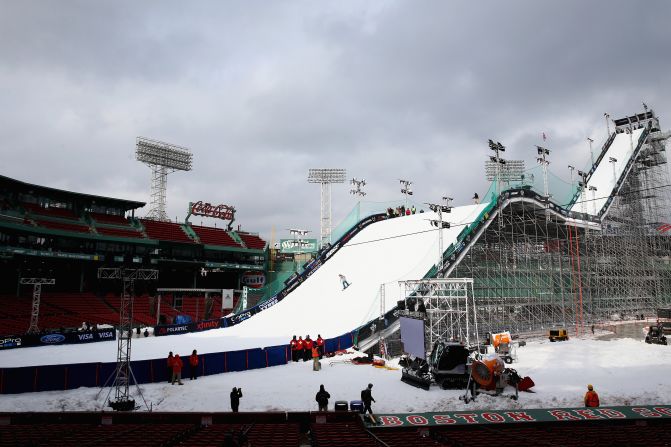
[136,137,193,171]
[485,159,526,181]
[307,168,347,183]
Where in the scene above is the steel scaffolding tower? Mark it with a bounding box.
[19,277,55,334]
[400,278,478,348]
[98,267,158,411]
[442,109,671,338]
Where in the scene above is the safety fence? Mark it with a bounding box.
[0,331,356,395]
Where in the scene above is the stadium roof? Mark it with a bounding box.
[0,174,145,211]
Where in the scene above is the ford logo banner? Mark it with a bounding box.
[40,333,66,344]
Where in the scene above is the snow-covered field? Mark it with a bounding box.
[1,333,669,413]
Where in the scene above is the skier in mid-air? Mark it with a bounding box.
[339,274,351,290]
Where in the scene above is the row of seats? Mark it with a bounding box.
[141,219,193,243]
[191,225,241,247]
[238,231,266,249]
[89,212,131,226]
[95,226,144,239]
[311,422,378,447]
[35,219,91,233]
[22,203,78,220]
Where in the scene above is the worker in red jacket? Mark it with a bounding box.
[172,354,184,385]
[189,349,199,380]
[304,336,313,362]
[290,335,298,362]
[166,352,174,383]
[296,336,305,362]
[316,334,325,359]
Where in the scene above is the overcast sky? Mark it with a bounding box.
[2,1,670,242]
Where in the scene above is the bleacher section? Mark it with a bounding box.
[95,226,144,239]
[237,231,266,249]
[141,219,193,243]
[0,293,120,336]
[35,219,91,233]
[22,203,79,220]
[311,421,378,447]
[89,212,130,225]
[191,225,241,248]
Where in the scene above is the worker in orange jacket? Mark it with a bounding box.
[312,344,321,371]
[172,354,184,385]
[189,349,199,380]
[304,336,313,362]
[584,384,600,407]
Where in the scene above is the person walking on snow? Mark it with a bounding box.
[316,384,330,411]
[584,384,600,407]
[230,387,243,412]
[171,354,184,385]
[189,349,199,380]
[361,383,377,424]
[339,274,350,290]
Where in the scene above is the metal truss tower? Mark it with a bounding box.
[136,137,193,222]
[399,278,478,348]
[98,267,158,411]
[19,277,55,334]
[308,168,346,247]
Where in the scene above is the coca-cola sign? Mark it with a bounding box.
[190,201,235,220]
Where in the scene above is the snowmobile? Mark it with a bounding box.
[645,325,668,345]
[400,340,471,390]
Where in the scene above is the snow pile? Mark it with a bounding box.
[1,335,669,413]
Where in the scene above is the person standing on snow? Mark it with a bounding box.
[316,334,325,359]
[304,335,313,362]
[290,335,298,362]
[166,352,174,383]
[171,354,184,385]
[339,274,351,290]
[361,383,377,424]
[297,336,304,361]
[312,343,321,371]
[584,384,600,407]
[189,349,199,380]
[230,387,243,412]
[316,384,330,411]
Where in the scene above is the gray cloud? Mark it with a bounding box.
[1,0,670,240]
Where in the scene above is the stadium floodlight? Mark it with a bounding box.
[400,179,413,205]
[350,178,367,197]
[287,228,310,272]
[136,137,193,222]
[604,113,611,135]
[587,137,595,165]
[536,146,551,199]
[588,185,598,214]
[609,157,618,185]
[308,168,346,247]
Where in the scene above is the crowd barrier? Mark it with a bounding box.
[0,331,356,395]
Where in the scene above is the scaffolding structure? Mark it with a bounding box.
[399,278,478,348]
[443,109,671,338]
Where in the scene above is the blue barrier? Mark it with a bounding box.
[0,330,357,394]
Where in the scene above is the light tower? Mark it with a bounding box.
[427,197,452,274]
[136,137,193,222]
[20,277,55,334]
[308,168,346,247]
[399,179,413,206]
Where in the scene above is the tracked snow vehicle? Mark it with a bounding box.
[400,340,471,390]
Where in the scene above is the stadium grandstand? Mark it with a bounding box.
[0,174,268,336]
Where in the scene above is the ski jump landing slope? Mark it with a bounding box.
[570,128,645,216]
[0,204,488,368]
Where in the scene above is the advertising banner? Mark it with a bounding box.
[222,289,234,309]
[372,406,671,428]
[279,238,319,253]
[0,329,116,350]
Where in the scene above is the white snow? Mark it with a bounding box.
[0,205,487,368]
[1,334,669,413]
[570,128,645,215]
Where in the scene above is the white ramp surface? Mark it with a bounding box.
[0,204,488,367]
[570,129,644,215]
